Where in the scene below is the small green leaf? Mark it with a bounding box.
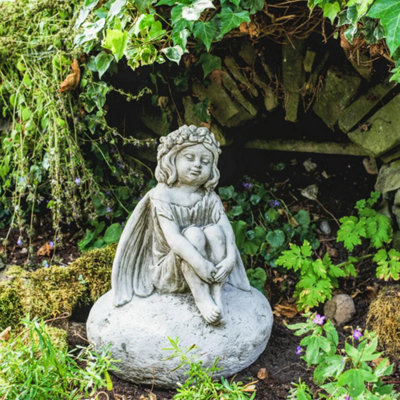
[294,210,310,228]
[219,185,235,200]
[181,0,215,21]
[95,51,114,78]
[193,20,218,51]
[217,7,250,39]
[198,53,221,78]
[103,223,123,244]
[161,45,184,64]
[103,29,129,61]
[266,229,285,248]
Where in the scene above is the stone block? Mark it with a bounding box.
[348,94,400,157]
[313,66,361,129]
[339,80,397,133]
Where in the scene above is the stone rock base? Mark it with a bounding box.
[86,285,273,388]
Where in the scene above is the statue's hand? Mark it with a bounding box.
[213,258,235,283]
[197,260,218,284]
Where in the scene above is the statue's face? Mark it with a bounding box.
[175,144,213,187]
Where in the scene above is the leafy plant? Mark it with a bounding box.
[164,337,256,399]
[219,180,319,294]
[308,0,400,83]
[277,192,400,310]
[0,317,117,399]
[74,0,264,77]
[287,313,399,400]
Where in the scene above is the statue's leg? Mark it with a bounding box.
[182,227,221,324]
[204,225,226,313]
[181,261,221,325]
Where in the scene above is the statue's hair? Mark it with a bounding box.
[155,125,221,191]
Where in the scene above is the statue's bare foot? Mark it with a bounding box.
[195,297,221,325]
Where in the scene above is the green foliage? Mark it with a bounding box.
[337,192,392,251]
[0,0,148,236]
[276,241,351,310]
[307,0,400,83]
[164,337,256,399]
[0,317,117,399]
[74,0,263,76]
[219,180,319,294]
[287,313,399,400]
[277,192,399,311]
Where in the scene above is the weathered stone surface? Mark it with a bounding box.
[182,96,228,146]
[393,189,400,228]
[324,294,355,325]
[313,66,361,129]
[348,94,400,156]
[238,42,257,66]
[303,49,316,73]
[375,159,400,193]
[87,286,273,388]
[338,80,397,133]
[224,56,258,97]
[192,79,255,127]
[282,40,305,122]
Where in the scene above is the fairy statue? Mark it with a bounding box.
[112,125,251,324]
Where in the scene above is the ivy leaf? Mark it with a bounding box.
[75,0,99,28]
[135,0,156,13]
[172,28,190,50]
[240,0,264,14]
[182,0,215,21]
[193,20,218,51]
[198,53,222,78]
[368,0,400,55]
[95,51,114,78]
[161,45,184,64]
[108,0,127,18]
[103,29,128,61]
[217,7,250,39]
[321,2,341,23]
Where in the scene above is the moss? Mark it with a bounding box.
[0,244,116,328]
[69,243,116,302]
[0,283,23,330]
[367,285,400,356]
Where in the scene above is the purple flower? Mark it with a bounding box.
[105,191,111,196]
[43,260,49,268]
[296,346,302,355]
[353,330,362,341]
[117,161,124,169]
[48,241,54,249]
[106,206,112,213]
[341,357,346,364]
[19,177,25,184]
[269,199,280,207]
[74,177,81,186]
[312,314,326,325]
[345,396,352,400]
[17,238,23,246]
[242,182,252,190]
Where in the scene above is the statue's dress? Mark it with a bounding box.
[112,187,250,307]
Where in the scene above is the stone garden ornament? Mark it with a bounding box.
[87,125,273,388]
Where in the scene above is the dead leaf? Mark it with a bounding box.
[257,368,268,380]
[37,242,54,256]
[139,393,156,400]
[239,22,249,34]
[0,326,11,342]
[60,59,80,92]
[273,302,298,319]
[243,380,258,392]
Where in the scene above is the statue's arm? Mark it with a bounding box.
[157,215,216,283]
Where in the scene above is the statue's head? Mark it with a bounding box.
[155,125,221,191]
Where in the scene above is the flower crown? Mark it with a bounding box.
[157,125,221,159]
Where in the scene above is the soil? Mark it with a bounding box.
[2,150,400,399]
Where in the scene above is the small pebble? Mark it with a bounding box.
[324,294,355,325]
[303,158,317,172]
[319,220,332,235]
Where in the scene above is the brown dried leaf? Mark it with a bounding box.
[37,242,53,256]
[60,59,80,92]
[239,22,249,34]
[273,302,298,318]
[257,367,268,380]
[0,326,11,342]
